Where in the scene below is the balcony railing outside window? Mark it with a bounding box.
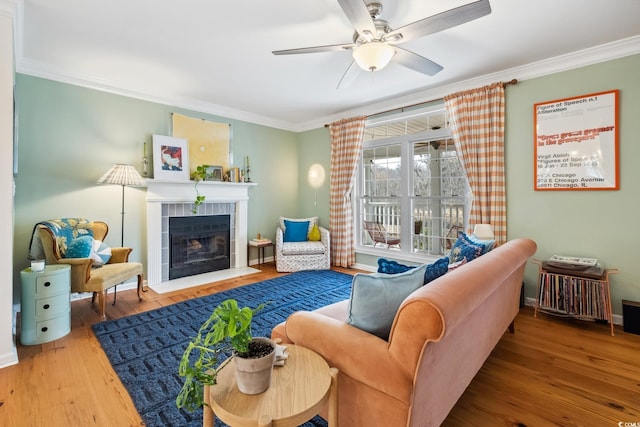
[356,105,469,257]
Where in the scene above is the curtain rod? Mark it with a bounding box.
[324,79,518,127]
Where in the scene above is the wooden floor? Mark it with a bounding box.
[1,263,639,427]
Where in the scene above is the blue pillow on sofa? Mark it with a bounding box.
[449,232,485,263]
[468,234,495,254]
[377,256,450,285]
[347,263,428,340]
[377,258,413,274]
[283,220,309,242]
[65,235,94,258]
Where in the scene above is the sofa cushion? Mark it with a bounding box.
[283,220,309,242]
[281,241,326,255]
[279,216,317,235]
[468,234,496,254]
[377,258,413,274]
[449,232,485,263]
[91,240,112,266]
[65,235,94,258]
[423,257,450,284]
[377,256,450,285]
[347,263,428,340]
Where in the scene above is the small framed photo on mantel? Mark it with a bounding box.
[152,134,190,181]
[205,166,223,181]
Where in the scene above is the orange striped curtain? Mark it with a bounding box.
[444,83,506,244]
[329,116,366,267]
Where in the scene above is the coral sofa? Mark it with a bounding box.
[271,237,537,426]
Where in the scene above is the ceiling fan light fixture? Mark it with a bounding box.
[352,42,395,72]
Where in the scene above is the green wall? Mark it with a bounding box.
[13,75,300,302]
[14,53,640,317]
[296,127,331,228]
[298,53,640,317]
[507,54,640,315]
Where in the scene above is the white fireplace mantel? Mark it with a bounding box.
[145,179,257,286]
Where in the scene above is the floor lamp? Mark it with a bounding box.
[97,164,144,304]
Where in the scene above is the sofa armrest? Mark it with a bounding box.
[54,257,93,287]
[284,311,413,403]
[320,226,330,249]
[275,227,284,254]
[109,247,133,263]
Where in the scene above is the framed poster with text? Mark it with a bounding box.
[534,90,619,191]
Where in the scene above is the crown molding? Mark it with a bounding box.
[16,56,299,132]
[14,20,640,134]
[296,35,640,132]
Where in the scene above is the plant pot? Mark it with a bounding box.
[414,220,423,235]
[234,337,276,395]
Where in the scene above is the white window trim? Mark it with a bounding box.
[354,105,466,264]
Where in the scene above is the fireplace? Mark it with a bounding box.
[169,215,230,280]
[145,179,255,286]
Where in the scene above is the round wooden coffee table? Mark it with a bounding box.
[203,344,338,427]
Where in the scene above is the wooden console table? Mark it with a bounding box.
[532,259,618,336]
[203,345,338,427]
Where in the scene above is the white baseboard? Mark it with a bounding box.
[0,304,20,368]
[350,262,376,272]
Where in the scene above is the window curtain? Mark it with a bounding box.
[444,82,507,244]
[329,116,366,267]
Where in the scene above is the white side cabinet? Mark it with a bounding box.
[20,265,71,345]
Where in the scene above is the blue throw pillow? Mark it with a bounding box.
[65,235,94,258]
[468,234,496,254]
[423,256,450,284]
[449,232,485,263]
[347,263,428,340]
[283,220,310,242]
[378,257,450,285]
[377,258,413,274]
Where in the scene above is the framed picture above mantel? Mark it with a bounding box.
[534,90,619,191]
[152,134,190,181]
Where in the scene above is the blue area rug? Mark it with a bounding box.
[92,269,354,427]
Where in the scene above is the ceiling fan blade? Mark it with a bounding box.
[393,47,443,76]
[336,61,361,89]
[272,43,354,55]
[386,0,491,43]
[337,0,377,40]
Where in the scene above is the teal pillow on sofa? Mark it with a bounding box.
[283,220,310,242]
[347,263,428,340]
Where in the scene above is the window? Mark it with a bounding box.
[356,105,469,258]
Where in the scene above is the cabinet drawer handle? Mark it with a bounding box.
[44,281,51,287]
[43,304,50,310]
[41,326,48,332]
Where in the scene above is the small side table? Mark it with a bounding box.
[20,264,71,345]
[248,241,275,268]
[204,345,339,427]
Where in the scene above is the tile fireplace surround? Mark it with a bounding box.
[145,179,256,286]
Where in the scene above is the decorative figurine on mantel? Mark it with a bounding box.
[142,142,149,177]
[245,155,251,183]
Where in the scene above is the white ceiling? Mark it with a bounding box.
[13,0,640,131]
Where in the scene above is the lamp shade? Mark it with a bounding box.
[352,42,395,72]
[308,163,326,188]
[472,224,494,240]
[97,164,144,186]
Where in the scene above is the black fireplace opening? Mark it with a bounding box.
[169,215,230,280]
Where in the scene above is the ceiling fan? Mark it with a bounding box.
[272,0,491,88]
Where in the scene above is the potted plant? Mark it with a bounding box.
[191,164,209,214]
[176,299,275,412]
